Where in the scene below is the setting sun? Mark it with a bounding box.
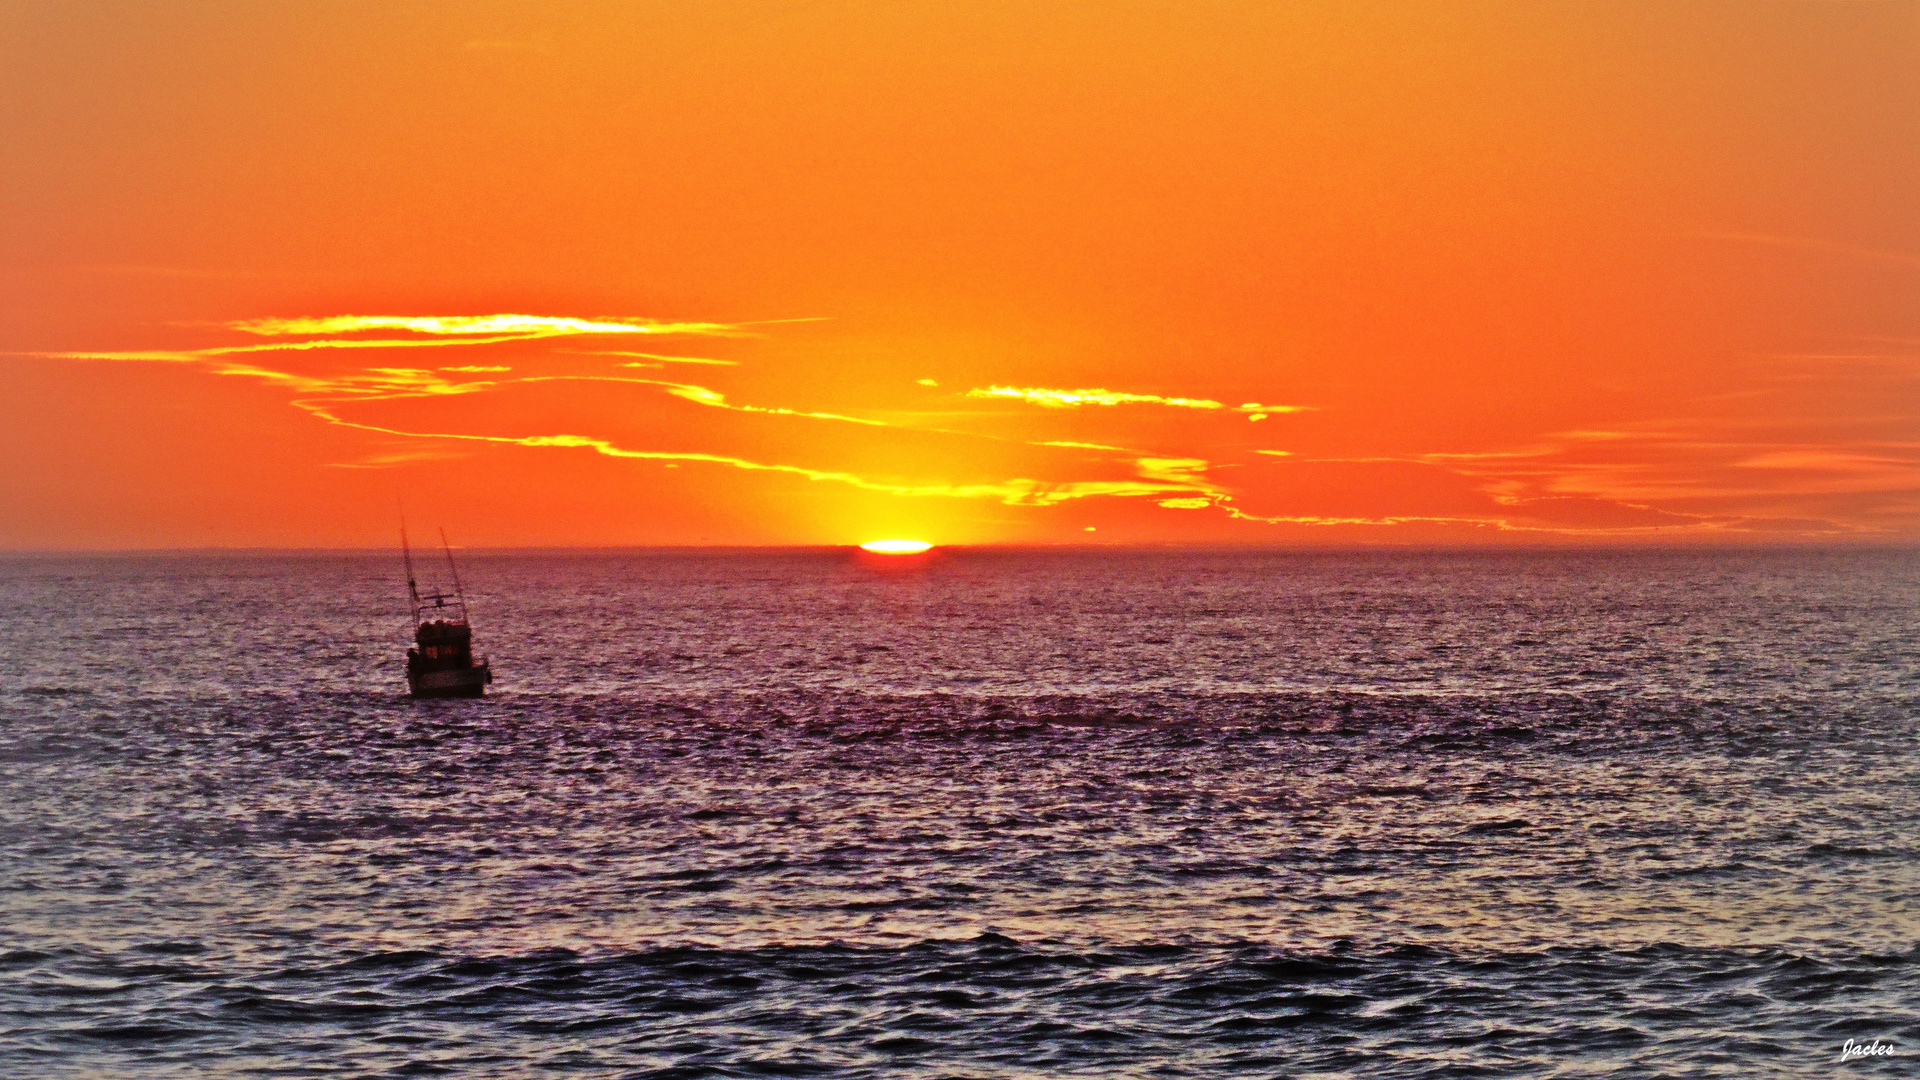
[859,539,933,554]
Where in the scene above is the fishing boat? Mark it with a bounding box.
[401,527,493,699]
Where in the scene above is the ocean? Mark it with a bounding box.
[1,548,1915,1077]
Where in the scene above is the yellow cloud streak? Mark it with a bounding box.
[1214,503,1718,534]
[575,351,742,366]
[511,375,891,428]
[35,314,752,367]
[969,385,1307,414]
[969,385,1227,409]
[229,314,746,337]
[46,336,559,360]
[38,346,902,430]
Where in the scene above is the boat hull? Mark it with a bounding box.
[408,663,492,699]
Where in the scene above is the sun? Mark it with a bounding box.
[859,539,933,554]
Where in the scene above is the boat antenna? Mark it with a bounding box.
[440,527,469,617]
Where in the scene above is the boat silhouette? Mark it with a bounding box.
[401,526,494,699]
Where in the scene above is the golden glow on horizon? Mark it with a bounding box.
[860,539,933,553]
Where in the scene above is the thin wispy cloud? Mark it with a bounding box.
[1274,420,1920,534]
[969,385,1227,409]
[36,314,751,363]
[326,448,472,470]
[1693,230,1920,269]
[512,375,892,428]
[229,314,745,338]
[31,312,752,390]
[568,350,742,366]
[297,405,1225,509]
[968,385,1308,415]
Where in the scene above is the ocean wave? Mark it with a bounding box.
[5,938,1915,1078]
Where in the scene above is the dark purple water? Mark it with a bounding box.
[2,548,1916,1076]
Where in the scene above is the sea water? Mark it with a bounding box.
[1,548,1915,1076]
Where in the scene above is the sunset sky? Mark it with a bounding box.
[3,1,1916,548]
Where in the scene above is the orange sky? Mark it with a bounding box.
[3,1,1916,548]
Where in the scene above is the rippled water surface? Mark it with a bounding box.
[2,548,1917,1076]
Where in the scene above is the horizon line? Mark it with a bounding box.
[2,540,1916,557]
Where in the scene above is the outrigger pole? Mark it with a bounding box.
[400,511,423,631]
[440,527,468,612]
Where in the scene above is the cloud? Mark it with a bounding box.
[1692,230,1920,269]
[1238,401,1306,418]
[35,331,905,437]
[35,315,753,364]
[27,311,1250,522]
[1263,418,1920,535]
[1220,508,1505,528]
[229,314,745,338]
[968,385,1308,415]
[569,350,742,366]
[1734,450,1914,472]
[294,403,1227,509]
[509,374,893,428]
[969,385,1225,409]
[1135,457,1217,486]
[327,448,472,470]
